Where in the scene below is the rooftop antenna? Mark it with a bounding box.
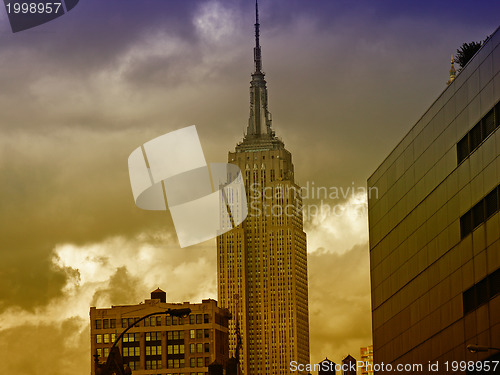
[254,0,262,73]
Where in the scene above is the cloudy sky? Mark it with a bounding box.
[0,0,499,373]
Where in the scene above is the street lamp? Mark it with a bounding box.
[467,345,500,353]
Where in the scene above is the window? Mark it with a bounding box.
[460,210,472,238]
[156,316,162,326]
[197,343,203,353]
[457,102,500,164]
[469,122,482,150]
[95,319,102,329]
[205,357,210,366]
[166,316,171,326]
[472,201,485,228]
[190,358,196,368]
[110,319,116,329]
[483,109,495,137]
[111,333,116,343]
[460,185,500,238]
[96,334,102,344]
[197,357,203,367]
[485,189,498,218]
[103,319,109,329]
[196,314,202,324]
[190,329,195,339]
[103,348,109,358]
[103,334,109,344]
[122,318,127,328]
[190,343,195,353]
[189,315,195,324]
[172,316,178,325]
[204,329,209,338]
[463,268,500,314]
[203,314,209,323]
[196,329,203,339]
[204,343,209,353]
[96,348,102,358]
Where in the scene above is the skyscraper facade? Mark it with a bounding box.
[368,27,500,369]
[216,2,310,374]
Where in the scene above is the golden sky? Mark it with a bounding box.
[0,0,499,373]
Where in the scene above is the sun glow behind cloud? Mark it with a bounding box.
[305,191,369,255]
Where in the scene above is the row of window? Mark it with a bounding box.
[94,319,116,329]
[123,333,140,342]
[125,358,211,371]
[190,329,210,340]
[168,330,185,340]
[123,346,141,357]
[167,344,185,355]
[189,357,211,368]
[146,345,163,356]
[189,343,210,354]
[463,267,500,315]
[96,348,109,358]
[146,331,162,341]
[121,343,210,356]
[146,360,162,370]
[94,314,211,330]
[457,101,500,164]
[96,333,116,344]
[460,184,500,238]
[97,329,205,345]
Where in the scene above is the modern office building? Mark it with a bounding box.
[216,2,310,374]
[368,27,500,371]
[89,289,231,375]
[359,345,374,375]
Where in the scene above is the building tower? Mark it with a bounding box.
[447,54,456,85]
[216,1,310,374]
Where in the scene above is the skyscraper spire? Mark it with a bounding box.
[239,0,284,150]
[254,0,262,73]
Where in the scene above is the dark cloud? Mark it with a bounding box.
[0,318,89,375]
[91,266,144,307]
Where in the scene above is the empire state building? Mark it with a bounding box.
[217,2,310,374]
